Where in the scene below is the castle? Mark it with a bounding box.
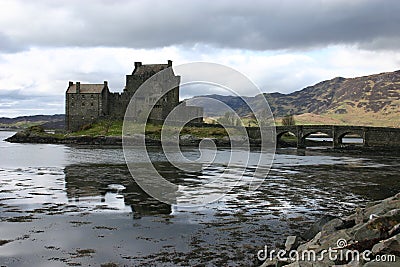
[65,60,203,131]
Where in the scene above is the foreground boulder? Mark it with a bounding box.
[261,193,400,267]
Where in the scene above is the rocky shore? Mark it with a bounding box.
[4,128,245,147]
[5,126,340,148]
[261,193,400,267]
[4,126,266,147]
[5,129,124,146]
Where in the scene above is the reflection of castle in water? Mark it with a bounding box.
[64,163,179,216]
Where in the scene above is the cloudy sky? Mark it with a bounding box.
[1,0,400,117]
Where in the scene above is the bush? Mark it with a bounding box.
[282,114,296,126]
[28,125,45,133]
[80,123,93,131]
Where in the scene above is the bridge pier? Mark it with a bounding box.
[332,125,340,148]
[296,126,306,149]
[363,127,369,147]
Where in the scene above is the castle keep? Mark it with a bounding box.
[66,60,203,131]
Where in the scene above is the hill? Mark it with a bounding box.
[186,70,400,127]
[0,114,65,130]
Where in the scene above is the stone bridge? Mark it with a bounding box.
[247,125,400,149]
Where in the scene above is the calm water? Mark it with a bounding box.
[0,131,399,266]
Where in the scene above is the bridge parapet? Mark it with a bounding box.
[274,125,400,149]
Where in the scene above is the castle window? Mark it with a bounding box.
[82,95,85,99]
[71,103,74,107]
[91,94,94,99]
[82,102,85,107]
[91,102,94,106]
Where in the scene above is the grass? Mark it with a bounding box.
[68,120,123,137]
[65,120,229,139]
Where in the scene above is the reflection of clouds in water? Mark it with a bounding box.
[104,192,132,212]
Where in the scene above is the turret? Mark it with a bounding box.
[134,62,142,69]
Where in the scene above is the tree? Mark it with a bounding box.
[218,112,235,126]
[248,112,258,127]
[282,114,296,126]
[257,109,274,127]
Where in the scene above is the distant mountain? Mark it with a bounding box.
[0,114,65,129]
[186,70,400,127]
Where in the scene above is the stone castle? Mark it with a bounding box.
[65,60,203,131]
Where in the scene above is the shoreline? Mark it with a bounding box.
[5,130,400,154]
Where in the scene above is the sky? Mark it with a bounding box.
[1,0,400,117]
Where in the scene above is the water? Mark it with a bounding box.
[0,131,399,266]
[307,137,364,144]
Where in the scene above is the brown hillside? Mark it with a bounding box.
[188,70,400,127]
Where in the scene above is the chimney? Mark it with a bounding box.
[69,81,73,87]
[167,60,172,67]
[76,82,80,94]
[134,62,142,69]
[104,81,108,87]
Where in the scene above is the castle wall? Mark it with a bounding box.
[166,104,204,124]
[66,93,104,131]
[107,93,130,119]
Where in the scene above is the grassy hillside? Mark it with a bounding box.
[0,114,64,129]
[188,70,400,127]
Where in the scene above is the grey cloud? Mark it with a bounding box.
[2,0,400,52]
[0,90,63,117]
[0,33,25,53]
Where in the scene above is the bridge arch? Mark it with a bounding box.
[336,131,364,146]
[300,130,333,148]
[277,130,297,147]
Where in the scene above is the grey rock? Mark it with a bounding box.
[389,224,400,237]
[301,215,337,241]
[371,234,400,255]
[297,232,322,252]
[318,229,352,251]
[335,259,364,267]
[285,236,300,251]
[353,222,381,241]
[322,218,345,235]
[259,258,291,267]
[355,207,365,225]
